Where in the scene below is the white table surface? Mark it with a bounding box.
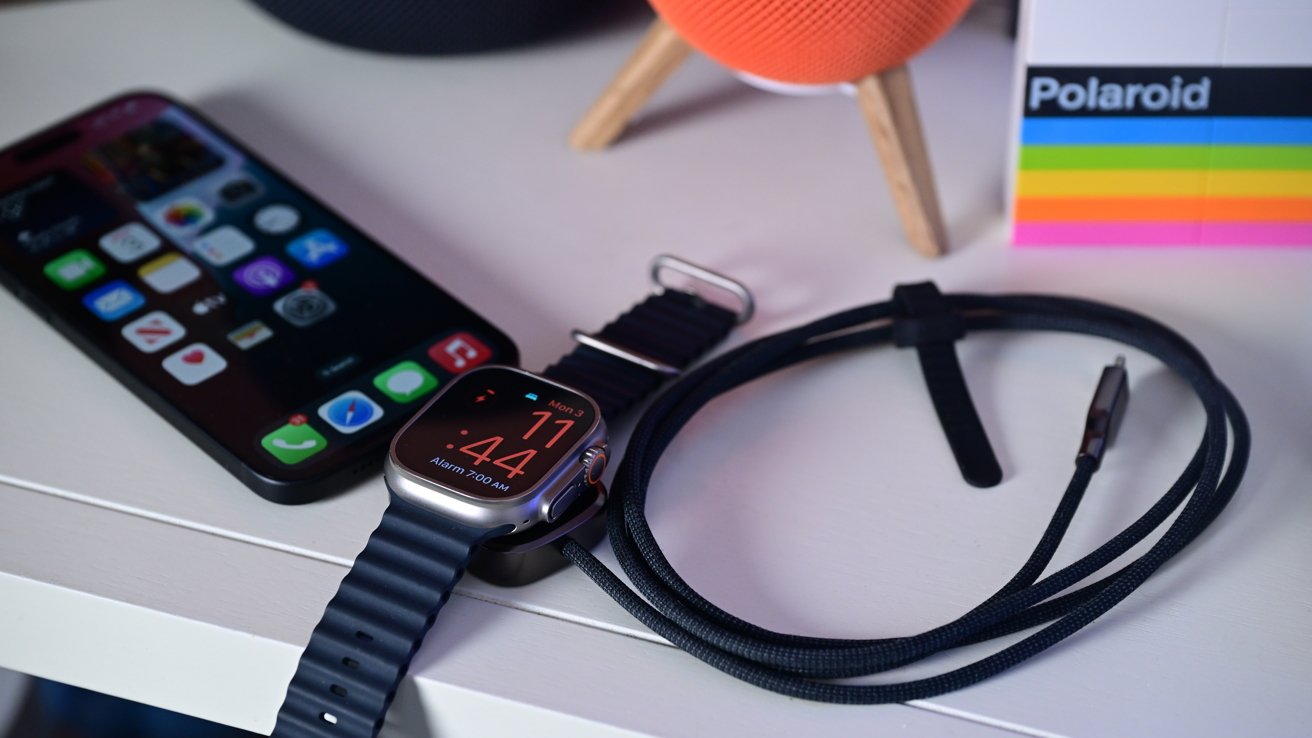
[2,1,1310,736]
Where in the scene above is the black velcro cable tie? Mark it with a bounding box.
[892,281,1003,488]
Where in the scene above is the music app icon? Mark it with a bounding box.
[428,332,493,374]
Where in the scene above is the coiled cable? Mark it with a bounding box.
[559,291,1249,703]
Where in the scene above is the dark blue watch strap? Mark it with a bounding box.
[273,282,740,738]
[271,495,510,737]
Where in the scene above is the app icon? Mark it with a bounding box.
[191,292,228,316]
[261,419,328,465]
[218,178,260,206]
[43,249,105,290]
[227,320,274,350]
[318,390,384,434]
[83,280,145,321]
[233,256,295,296]
[121,310,186,354]
[373,361,438,403]
[274,284,336,327]
[428,332,493,374]
[161,342,228,386]
[138,252,201,294]
[192,225,254,266]
[99,222,161,263]
[286,229,349,269]
[253,204,300,235]
[158,197,213,235]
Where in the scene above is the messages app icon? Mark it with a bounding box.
[373,361,438,403]
[262,420,328,465]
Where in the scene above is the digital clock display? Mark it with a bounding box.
[391,366,599,499]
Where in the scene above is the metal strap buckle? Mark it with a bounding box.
[650,254,755,325]
[571,255,751,376]
[570,330,681,376]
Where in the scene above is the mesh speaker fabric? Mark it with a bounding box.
[648,0,973,84]
[249,0,603,55]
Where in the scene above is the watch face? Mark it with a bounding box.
[391,366,599,500]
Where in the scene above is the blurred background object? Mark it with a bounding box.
[569,0,974,258]
[247,0,613,54]
[0,669,256,738]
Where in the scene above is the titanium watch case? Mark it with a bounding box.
[384,366,608,585]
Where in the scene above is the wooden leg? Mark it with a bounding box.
[855,66,949,258]
[569,17,692,151]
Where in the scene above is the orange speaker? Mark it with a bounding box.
[570,1,973,257]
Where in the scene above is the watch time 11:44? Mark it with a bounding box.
[390,366,599,499]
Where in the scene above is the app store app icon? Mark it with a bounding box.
[286,229,348,269]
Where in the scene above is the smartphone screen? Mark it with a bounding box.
[0,92,517,503]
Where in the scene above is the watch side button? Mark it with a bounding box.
[547,483,582,523]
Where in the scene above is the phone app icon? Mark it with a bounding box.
[261,419,328,465]
[428,332,493,374]
[138,252,201,294]
[83,280,145,321]
[43,249,105,290]
[99,222,161,263]
[192,225,254,266]
[253,204,299,235]
[318,390,384,434]
[286,229,349,269]
[373,361,439,403]
[227,319,274,350]
[158,197,213,235]
[273,284,336,327]
[161,342,228,386]
[121,310,186,354]
[233,256,295,296]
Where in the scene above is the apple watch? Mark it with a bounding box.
[271,255,751,738]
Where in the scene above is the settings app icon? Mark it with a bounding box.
[274,282,336,328]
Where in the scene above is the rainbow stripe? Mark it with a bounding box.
[1014,116,1312,246]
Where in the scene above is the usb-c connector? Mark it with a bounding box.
[1078,355,1129,469]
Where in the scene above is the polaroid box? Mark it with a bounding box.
[1008,0,1312,246]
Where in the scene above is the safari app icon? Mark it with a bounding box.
[318,390,383,434]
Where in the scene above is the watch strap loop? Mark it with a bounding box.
[892,281,1002,488]
[271,495,511,738]
[546,289,737,419]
